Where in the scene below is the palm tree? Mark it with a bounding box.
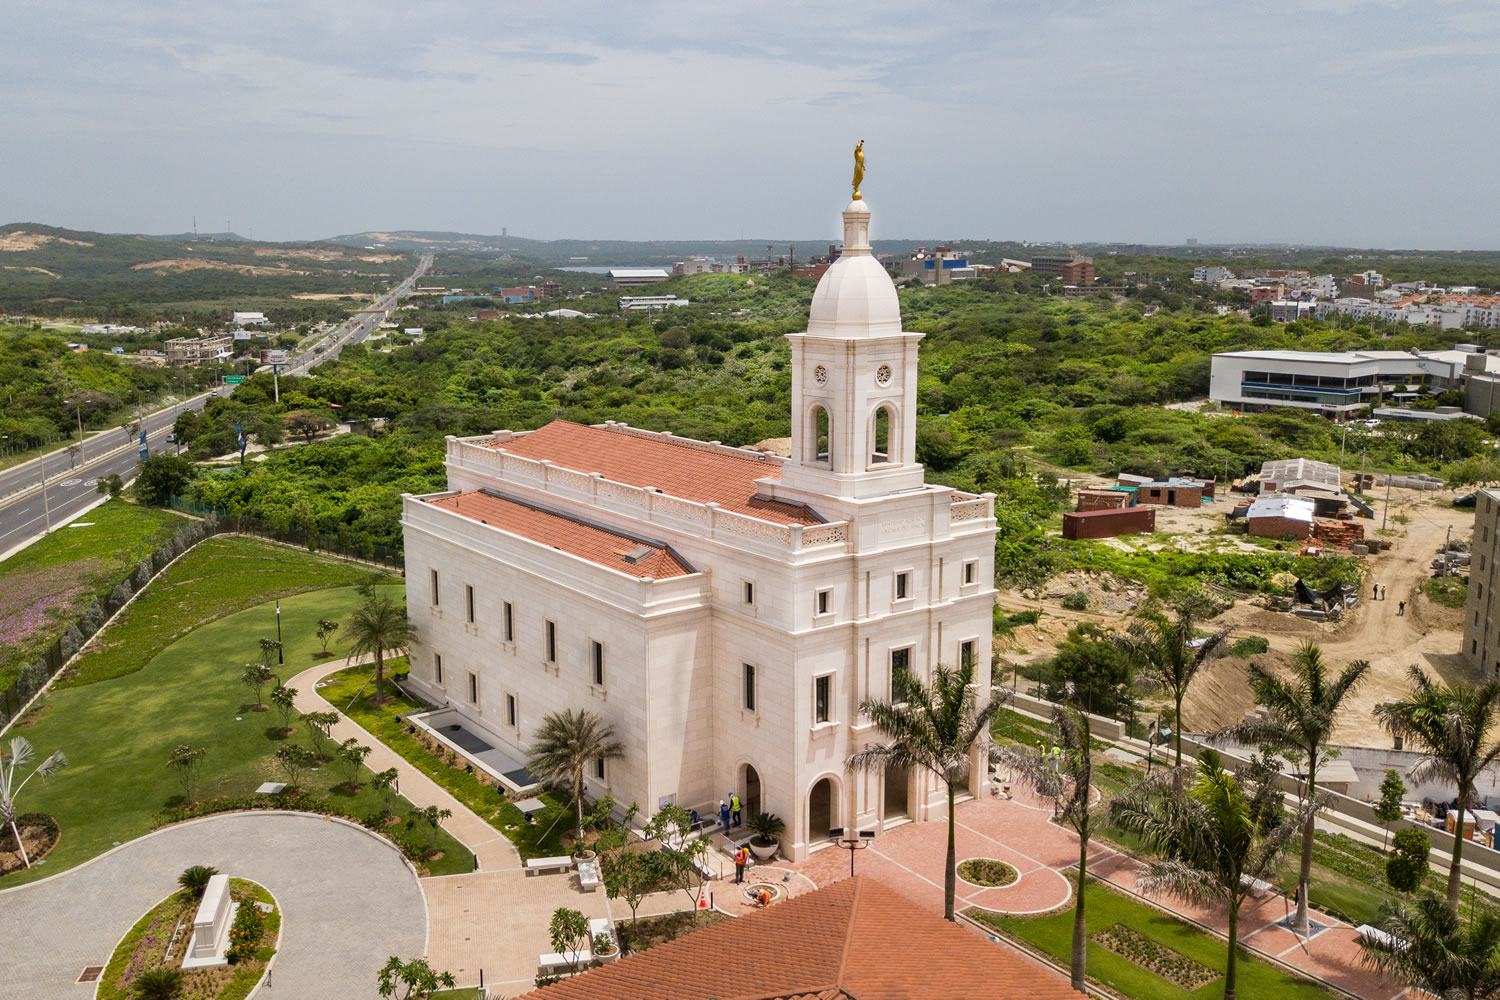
[1360,892,1500,1000]
[1110,748,1307,1000]
[527,709,625,840]
[1215,642,1369,932]
[995,705,1097,991]
[1375,667,1500,913]
[1120,593,1233,789]
[0,737,68,869]
[343,592,413,704]
[847,660,1001,921]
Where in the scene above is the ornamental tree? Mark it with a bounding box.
[165,744,207,802]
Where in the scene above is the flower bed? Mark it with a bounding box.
[155,793,433,873]
[1092,923,1218,990]
[957,857,1018,887]
[0,812,60,876]
[96,878,279,1000]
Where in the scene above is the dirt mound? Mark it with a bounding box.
[1023,571,1146,617]
[0,232,93,252]
[130,258,312,277]
[1,265,59,277]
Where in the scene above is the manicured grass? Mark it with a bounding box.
[317,663,573,859]
[976,881,1334,999]
[4,539,471,884]
[56,534,387,689]
[0,498,183,690]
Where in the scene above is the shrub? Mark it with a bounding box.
[1229,635,1270,656]
[956,858,1018,887]
[1387,827,1431,893]
[131,967,183,999]
[225,899,269,964]
[1061,591,1089,611]
[177,865,218,899]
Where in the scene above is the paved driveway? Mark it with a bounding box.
[0,812,426,1000]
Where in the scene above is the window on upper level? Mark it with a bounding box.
[592,641,605,687]
[963,560,977,586]
[814,674,831,724]
[506,693,517,728]
[960,639,977,670]
[594,758,607,781]
[430,569,440,606]
[815,589,831,616]
[894,572,911,601]
[467,672,478,704]
[504,602,514,642]
[465,584,475,623]
[545,620,557,663]
[743,580,756,606]
[891,647,912,697]
[434,653,443,686]
[743,663,757,712]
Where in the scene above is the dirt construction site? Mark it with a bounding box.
[997,479,1476,748]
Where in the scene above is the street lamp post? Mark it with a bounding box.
[828,828,875,878]
[275,600,283,665]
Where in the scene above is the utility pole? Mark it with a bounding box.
[1381,474,1393,532]
[1339,422,1348,467]
[1444,524,1453,579]
[40,463,51,534]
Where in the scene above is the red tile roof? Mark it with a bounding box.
[516,876,1075,1000]
[489,421,821,526]
[425,491,693,580]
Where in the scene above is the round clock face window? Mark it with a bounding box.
[813,364,829,386]
[875,364,893,386]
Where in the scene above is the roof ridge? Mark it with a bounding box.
[832,875,863,987]
[592,420,787,467]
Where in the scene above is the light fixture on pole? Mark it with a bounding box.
[275,599,283,665]
[828,828,876,878]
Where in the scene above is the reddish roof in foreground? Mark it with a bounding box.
[489,421,821,526]
[517,875,1074,1000]
[424,491,693,580]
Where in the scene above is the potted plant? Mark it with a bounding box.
[747,811,785,861]
[593,931,619,964]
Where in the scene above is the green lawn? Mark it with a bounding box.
[316,664,573,859]
[4,538,473,884]
[0,498,183,690]
[976,881,1334,1000]
[56,534,381,689]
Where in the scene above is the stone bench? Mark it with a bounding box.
[526,856,574,876]
[1238,873,1272,898]
[538,948,590,975]
[1357,923,1405,950]
[577,859,601,892]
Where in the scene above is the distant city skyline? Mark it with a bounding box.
[4,1,1498,249]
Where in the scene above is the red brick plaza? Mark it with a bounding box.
[766,790,1409,1000]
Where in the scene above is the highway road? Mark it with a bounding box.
[0,254,432,559]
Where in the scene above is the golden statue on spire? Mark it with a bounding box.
[851,139,865,200]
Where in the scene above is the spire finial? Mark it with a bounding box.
[851,140,865,201]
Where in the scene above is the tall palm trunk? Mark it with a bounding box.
[1225,901,1239,1000]
[574,763,586,839]
[374,649,385,703]
[1071,834,1088,990]
[1447,784,1469,912]
[944,781,957,921]
[1295,756,1316,930]
[1173,694,1185,793]
[8,816,31,868]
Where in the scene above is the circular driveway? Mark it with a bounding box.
[0,812,426,999]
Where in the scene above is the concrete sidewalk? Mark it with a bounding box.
[286,660,521,872]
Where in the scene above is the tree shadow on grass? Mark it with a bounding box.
[264,727,293,742]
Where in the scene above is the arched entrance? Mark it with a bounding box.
[740,763,762,820]
[883,765,910,822]
[808,776,838,844]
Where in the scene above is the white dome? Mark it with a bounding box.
[805,199,902,338]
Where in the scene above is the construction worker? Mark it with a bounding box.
[729,791,742,829]
[734,845,749,884]
[1051,743,1061,774]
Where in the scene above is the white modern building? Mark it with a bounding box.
[401,194,998,859]
[231,311,270,327]
[1210,349,1473,415]
[607,268,671,288]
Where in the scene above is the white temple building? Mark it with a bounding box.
[400,191,998,859]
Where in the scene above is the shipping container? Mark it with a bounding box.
[1062,506,1156,540]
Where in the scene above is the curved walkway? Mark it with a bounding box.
[0,812,426,1000]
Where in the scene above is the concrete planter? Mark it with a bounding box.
[749,838,779,861]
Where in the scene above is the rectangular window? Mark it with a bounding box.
[963,561,977,585]
[815,589,831,615]
[506,693,517,727]
[465,584,475,623]
[430,569,440,606]
[891,647,911,695]
[467,672,478,704]
[593,758,606,780]
[434,653,443,685]
[743,581,755,605]
[546,620,557,663]
[814,675,831,724]
[960,639,976,670]
[895,572,910,600]
[592,641,605,687]
[743,663,757,712]
[504,602,514,642]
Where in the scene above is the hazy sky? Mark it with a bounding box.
[4,1,1497,248]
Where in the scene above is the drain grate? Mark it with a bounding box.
[77,966,104,983]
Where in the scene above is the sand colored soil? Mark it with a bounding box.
[1,265,59,277]
[291,292,373,300]
[253,248,403,263]
[0,232,93,252]
[130,258,312,276]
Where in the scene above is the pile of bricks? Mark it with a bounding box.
[1312,521,1365,548]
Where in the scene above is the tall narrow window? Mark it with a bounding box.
[891,647,911,695]
[815,589,831,615]
[467,672,478,704]
[593,758,606,780]
[814,675,831,724]
[871,405,891,464]
[592,641,605,687]
[545,620,557,663]
[743,581,755,606]
[812,405,831,464]
[504,602,514,642]
[465,584,475,623]
[430,569,440,606]
[895,572,910,600]
[506,693,517,727]
[960,639,976,670]
[963,560,977,585]
[434,653,443,685]
[743,663,757,712]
